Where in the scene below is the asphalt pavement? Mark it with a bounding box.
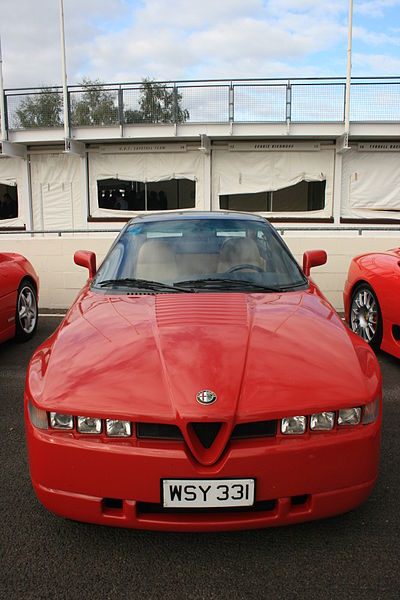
[1,316,399,600]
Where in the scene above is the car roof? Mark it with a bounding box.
[128,211,267,225]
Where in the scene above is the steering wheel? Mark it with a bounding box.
[227,263,264,273]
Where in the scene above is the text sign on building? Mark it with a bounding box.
[100,144,187,154]
[228,142,320,152]
[358,143,400,152]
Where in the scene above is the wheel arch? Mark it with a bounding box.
[18,275,38,296]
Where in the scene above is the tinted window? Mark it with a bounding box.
[0,184,18,220]
[220,181,325,212]
[97,178,195,211]
[93,217,307,292]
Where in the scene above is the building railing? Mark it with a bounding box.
[2,77,400,131]
[1,226,399,237]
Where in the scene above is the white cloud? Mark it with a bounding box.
[0,0,398,88]
[1,0,130,87]
[353,51,400,74]
[81,1,348,83]
[354,25,400,46]
[356,1,400,18]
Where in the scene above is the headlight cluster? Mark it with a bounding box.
[45,408,131,437]
[27,402,142,438]
[281,398,379,435]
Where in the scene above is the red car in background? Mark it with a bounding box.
[344,247,400,359]
[0,253,39,343]
[25,213,381,531]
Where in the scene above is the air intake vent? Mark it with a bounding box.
[136,423,183,440]
[191,422,222,448]
[231,420,277,439]
[136,499,276,515]
[156,294,247,327]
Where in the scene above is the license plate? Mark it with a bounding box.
[162,478,255,508]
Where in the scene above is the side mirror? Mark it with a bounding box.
[74,251,97,279]
[302,250,327,277]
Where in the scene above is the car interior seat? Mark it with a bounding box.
[217,237,265,273]
[135,240,178,281]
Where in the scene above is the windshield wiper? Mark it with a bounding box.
[176,278,284,292]
[95,278,194,293]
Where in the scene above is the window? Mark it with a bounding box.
[93,216,307,291]
[97,178,195,211]
[220,181,326,213]
[0,183,18,220]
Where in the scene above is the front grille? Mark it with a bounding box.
[137,499,276,514]
[190,422,222,448]
[136,423,183,440]
[231,420,277,439]
[136,420,277,442]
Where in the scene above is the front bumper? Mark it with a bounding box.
[33,479,376,532]
[25,407,381,531]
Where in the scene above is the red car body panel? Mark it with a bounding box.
[344,248,400,359]
[26,280,382,531]
[0,253,39,343]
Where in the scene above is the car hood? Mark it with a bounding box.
[28,285,380,428]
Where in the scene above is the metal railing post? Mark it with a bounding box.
[173,84,178,124]
[66,88,71,130]
[229,82,234,123]
[286,81,292,125]
[118,86,124,126]
[3,93,9,133]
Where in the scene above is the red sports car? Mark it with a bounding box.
[0,252,39,343]
[25,213,381,531]
[344,247,400,359]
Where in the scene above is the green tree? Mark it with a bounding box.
[13,78,189,129]
[125,78,189,124]
[70,78,118,126]
[15,87,63,128]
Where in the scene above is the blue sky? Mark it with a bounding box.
[1,0,400,88]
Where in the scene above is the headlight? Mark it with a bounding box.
[28,399,48,430]
[77,416,102,434]
[310,411,335,431]
[281,416,307,435]
[105,419,132,437]
[363,397,379,425]
[50,412,73,430]
[338,407,361,426]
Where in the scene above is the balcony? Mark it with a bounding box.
[1,77,400,144]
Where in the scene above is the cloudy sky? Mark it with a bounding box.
[1,0,400,89]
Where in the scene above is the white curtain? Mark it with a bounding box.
[342,149,400,219]
[30,153,82,230]
[212,148,334,217]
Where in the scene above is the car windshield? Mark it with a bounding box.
[92,216,307,292]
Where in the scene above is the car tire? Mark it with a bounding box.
[349,283,382,351]
[15,280,38,342]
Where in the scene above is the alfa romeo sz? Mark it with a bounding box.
[25,213,381,531]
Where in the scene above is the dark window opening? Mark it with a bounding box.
[0,183,18,220]
[97,178,195,211]
[220,180,326,213]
